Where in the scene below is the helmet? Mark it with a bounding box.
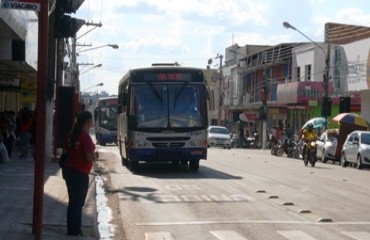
[307,123,314,129]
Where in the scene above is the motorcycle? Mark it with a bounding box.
[249,132,261,149]
[304,140,317,167]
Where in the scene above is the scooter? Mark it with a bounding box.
[304,140,317,167]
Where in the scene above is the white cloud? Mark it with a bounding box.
[76,0,370,94]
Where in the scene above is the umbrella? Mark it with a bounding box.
[301,117,326,130]
[332,113,370,128]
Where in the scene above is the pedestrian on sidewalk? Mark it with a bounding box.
[0,128,9,164]
[17,107,33,159]
[62,111,99,236]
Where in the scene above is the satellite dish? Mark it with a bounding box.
[208,58,213,65]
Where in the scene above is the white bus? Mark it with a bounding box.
[94,96,118,146]
[117,65,209,172]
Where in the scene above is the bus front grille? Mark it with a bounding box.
[152,142,185,148]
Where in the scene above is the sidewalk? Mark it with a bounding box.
[0,152,98,239]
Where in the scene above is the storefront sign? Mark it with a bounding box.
[20,79,37,103]
[0,75,20,87]
[1,0,40,11]
[239,112,258,122]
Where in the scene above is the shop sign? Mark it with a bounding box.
[1,0,40,11]
[0,75,21,87]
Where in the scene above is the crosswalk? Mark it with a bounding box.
[144,230,370,240]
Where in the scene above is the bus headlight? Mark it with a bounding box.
[135,141,148,147]
[189,140,204,146]
[189,141,198,146]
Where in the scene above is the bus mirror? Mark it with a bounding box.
[117,105,122,113]
[122,93,128,106]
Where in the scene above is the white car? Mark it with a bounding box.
[316,130,339,163]
[341,130,370,169]
[207,126,231,149]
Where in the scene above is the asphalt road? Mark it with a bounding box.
[94,145,370,240]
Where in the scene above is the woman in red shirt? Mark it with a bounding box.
[63,111,98,236]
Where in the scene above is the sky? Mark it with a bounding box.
[74,0,370,95]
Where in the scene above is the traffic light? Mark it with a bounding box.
[339,97,351,113]
[53,0,85,38]
[321,97,332,117]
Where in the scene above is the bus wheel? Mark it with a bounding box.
[189,160,199,171]
[129,160,139,172]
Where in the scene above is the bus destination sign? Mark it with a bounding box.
[144,73,191,82]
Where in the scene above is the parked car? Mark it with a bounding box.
[316,129,339,163]
[207,126,231,149]
[341,130,370,169]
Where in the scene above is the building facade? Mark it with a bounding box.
[221,23,370,140]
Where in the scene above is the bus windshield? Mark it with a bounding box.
[130,84,207,129]
[96,101,118,131]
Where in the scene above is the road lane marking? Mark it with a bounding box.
[135,220,370,226]
[145,232,174,240]
[210,230,248,240]
[342,231,370,240]
[277,230,317,240]
[130,194,254,203]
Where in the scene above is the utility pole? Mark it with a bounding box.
[262,66,268,149]
[323,23,331,130]
[71,22,102,93]
[216,53,223,126]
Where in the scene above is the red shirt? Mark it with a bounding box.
[64,131,95,175]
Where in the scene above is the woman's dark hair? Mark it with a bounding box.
[70,111,92,148]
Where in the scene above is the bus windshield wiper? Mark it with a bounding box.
[148,82,162,101]
[174,82,188,108]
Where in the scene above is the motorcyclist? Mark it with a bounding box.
[301,123,318,160]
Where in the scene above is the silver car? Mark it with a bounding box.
[207,126,231,149]
[341,130,370,169]
[316,130,339,163]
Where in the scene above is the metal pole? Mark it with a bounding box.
[33,0,48,238]
[72,36,78,91]
[323,24,331,130]
[217,54,223,126]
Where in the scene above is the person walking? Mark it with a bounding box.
[62,111,99,236]
[18,107,33,159]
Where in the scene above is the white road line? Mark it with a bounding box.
[145,232,174,240]
[135,220,370,226]
[210,230,248,240]
[277,230,317,240]
[342,231,370,240]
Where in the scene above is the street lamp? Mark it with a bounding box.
[207,54,224,126]
[283,21,331,129]
[215,54,223,126]
[77,44,119,53]
[80,63,102,75]
[81,82,104,93]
